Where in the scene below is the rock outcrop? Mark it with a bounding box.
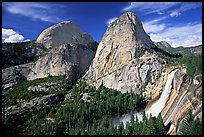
[161,69,202,135]
[154,41,171,49]
[2,22,97,90]
[2,62,35,91]
[36,21,95,49]
[83,12,164,93]
[145,66,202,135]
[27,81,67,92]
[27,43,95,81]
[3,94,64,117]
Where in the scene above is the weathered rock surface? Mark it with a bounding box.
[3,94,64,116]
[161,69,202,135]
[36,21,95,49]
[2,62,35,91]
[64,93,75,100]
[154,41,171,49]
[81,93,94,103]
[27,43,95,81]
[2,21,97,90]
[28,81,67,92]
[145,67,202,135]
[83,12,164,93]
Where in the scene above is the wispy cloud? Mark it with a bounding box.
[121,2,202,47]
[106,17,118,26]
[2,28,30,43]
[170,11,181,17]
[123,2,202,17]
[123,2,178,15]
[3,2,68,23]
[143,16,167,33]
[149,23,202,47]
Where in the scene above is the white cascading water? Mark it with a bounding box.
[145,69,178,117]
[113,112,143,128]
[113,69,178,128]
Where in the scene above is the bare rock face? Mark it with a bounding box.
[2,63,35,91]
[145,67,202,135]
[27,43,95,81]
[161,69,202,135]
[36,21,94,49]
[154,41,171,49]
[83,12,164,93]
[2,22,96,90]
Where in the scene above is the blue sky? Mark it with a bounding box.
[2,2,202,47]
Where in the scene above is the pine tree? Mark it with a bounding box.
[189,117,202,135]
[156,113,166,135]
[179,110,194,135]
[146,114,157,135]
[141,119,147,135]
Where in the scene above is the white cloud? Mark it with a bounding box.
[157,11,164,15]
[170,11,181,17]
[3,2,66,23]
[177,2,202,13]
[2,28,29,43]
[106,17,118,26]
[123,2,179,15]
[149,23,202,47]
[143,23,166,33]
[143,16,167,33]
[123,2,201,17]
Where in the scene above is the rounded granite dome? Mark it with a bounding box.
[36,21,94,49]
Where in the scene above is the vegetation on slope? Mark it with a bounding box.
[2,41,46,68]
[162,45,202,55]
[3,79,168,135]
[150,46,202,80]
[2,75,72,106]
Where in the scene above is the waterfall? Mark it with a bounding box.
[113,69,178,128]
[145,69,178,117]
[113,111,143,128]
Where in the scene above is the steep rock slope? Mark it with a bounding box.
[145,66,202,135]
[83,12,164,93]
[36,21,94,49]
[27,43,95,81]
[161,69,202,135]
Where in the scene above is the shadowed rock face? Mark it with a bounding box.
[36,21,94,49]
[83,12,164,93]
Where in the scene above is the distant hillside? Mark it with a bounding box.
[154,41,202,55]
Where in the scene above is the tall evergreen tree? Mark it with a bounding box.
[156,113,167,135]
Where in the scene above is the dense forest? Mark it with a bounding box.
[3,76,202,135]
[3,78,146,135]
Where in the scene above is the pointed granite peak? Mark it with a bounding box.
[109,12,142,27]
[83,12,161,93]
